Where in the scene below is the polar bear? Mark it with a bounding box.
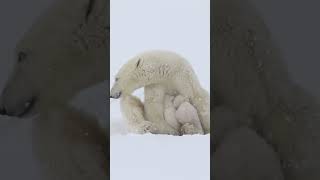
[213,0,320,179]
[0,0,108,117]
[0,0,108,179]
[164,95,204,135]
[110,50,210,135]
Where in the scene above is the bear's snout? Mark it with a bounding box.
[110,91,122,99]
[0,91,37,117]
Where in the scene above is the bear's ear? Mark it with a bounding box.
[136,58,141,68]
[85,0,96,22]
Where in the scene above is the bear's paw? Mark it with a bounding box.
[132,121,158,134]
[180,123,201,135]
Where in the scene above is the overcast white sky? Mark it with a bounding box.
[110,0,210,118]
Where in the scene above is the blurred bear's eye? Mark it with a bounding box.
[17,51,27,63]
[115,77,119,82]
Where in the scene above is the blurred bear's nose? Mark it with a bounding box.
[0,96,7,115]
[0,107,7,115]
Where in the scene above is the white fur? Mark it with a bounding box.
[111,50,210,135]
[164,95,204,134]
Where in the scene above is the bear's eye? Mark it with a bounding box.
[115,77,119,82]
[17,51,27,63]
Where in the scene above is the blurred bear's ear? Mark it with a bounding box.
[85,0,96,22]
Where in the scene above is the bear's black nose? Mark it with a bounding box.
[110,92,122,99]
[0,107,7,115]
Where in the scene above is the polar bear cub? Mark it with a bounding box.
[164,95,204,135]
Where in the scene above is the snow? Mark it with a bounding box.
[111,134,210,180]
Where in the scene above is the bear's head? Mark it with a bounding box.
[0,0,108,117]
[110,57,144,98]
[110,51,176,99]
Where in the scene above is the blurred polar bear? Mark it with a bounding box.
[0,0,108,179]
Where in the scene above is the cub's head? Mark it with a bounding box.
[0,0,107,117]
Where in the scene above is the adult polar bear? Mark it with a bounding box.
[0,0,108,179]
[110,50,210,135]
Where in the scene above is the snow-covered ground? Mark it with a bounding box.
[110,0,210,180]
[111,134,210,180]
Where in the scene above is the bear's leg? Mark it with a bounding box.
[120,94,157,134]
[214,127,284,180]
[212,106,253,147]
[144,84,179,135]
[33,104,107,180]
[191,88,210,134]
[180,123,202,135]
